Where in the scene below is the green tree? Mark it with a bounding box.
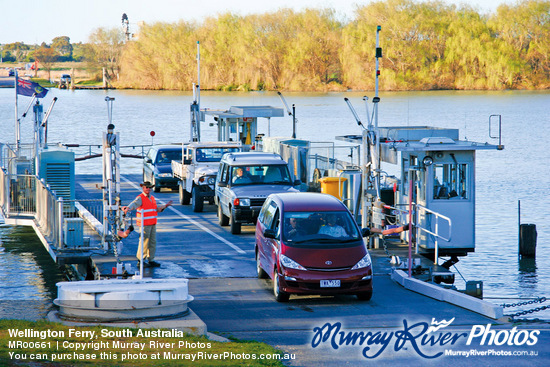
[5,42,30,62]
[120,21,198,89]
[283,8,342,90]
[86,27,125,82]
[342,0,455,90]
[489,0,550,87]
[33,46,58,80]
[51,36,73,60]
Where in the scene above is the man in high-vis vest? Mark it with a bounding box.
[123,181,173,267]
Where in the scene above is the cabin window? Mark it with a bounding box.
[402,156,418,197]
[433,163,469,200]
[417,169,426,202]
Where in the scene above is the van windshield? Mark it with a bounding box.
[231,165,292,186]
[283,211,361,244]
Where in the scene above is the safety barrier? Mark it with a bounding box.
[382,202,452,264]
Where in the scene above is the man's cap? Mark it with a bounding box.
[140,181,154,188]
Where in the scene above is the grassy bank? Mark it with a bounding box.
[0,319,288,366]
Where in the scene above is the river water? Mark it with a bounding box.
[0,88,549,320]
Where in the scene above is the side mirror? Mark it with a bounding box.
[146,158,153,164]
[183,159,192,165]
[217,182,227,188]
[361,228,372,237]
[263,229,276,239]
[293,179,302,186]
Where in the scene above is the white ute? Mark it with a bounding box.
[172,142,241,212]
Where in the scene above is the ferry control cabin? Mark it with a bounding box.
[202,106,284,146]
[375,126,503,258]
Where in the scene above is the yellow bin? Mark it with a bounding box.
[319,177,347,200]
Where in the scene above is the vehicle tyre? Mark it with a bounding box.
[179,184,191,205]
[311,168,323,192]
[273,271,290,302]
[192,186,204,212]
[153,178,160,193]
[356,290,373,301]
[230,212,241,234]
[256,251,268,279]
[218,204,229,226]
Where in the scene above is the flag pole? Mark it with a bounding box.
[14,69,20,155]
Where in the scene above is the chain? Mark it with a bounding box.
[503,297,550,319]
[107,213,120,261]
[507,305,550,318]
[379,237,392,257]
[501,297,546,308]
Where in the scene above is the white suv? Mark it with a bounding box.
[215,152,300,234]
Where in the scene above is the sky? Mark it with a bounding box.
[1,0,513,45]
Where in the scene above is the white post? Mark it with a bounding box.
[373,25,382,199]
[14,70,20,155]
[58,197,64,249]
[407,170,413,278]
[138,208,144,279]
[434,217,439,265]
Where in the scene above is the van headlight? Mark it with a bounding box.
[280,254,306,270]
[351,253,372,270]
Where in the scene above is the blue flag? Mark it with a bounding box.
[16,76,48,98]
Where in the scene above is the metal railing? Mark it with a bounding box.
[35,177,64,249]
[1,170,105,253]
[381,202,452,264]
[415,204,452,264]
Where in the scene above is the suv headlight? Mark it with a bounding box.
[207,176,216,185]
[233,198,250,206]
[280,254,306,270]
[351,253,372,270]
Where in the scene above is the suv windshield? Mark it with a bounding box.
[197,147,239,162]
[231,165,292,186]
[283,211,361,244]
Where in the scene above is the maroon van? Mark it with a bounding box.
[255,192,373,302]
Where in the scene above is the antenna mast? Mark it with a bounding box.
[373,25,382,199]
[190,41,201,142]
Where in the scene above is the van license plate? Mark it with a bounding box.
[320,280,341,288]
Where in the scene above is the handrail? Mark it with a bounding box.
[489,114,504,150]
[415,204,452,264]
[380,202,452,265]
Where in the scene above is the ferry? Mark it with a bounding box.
[3,28,547,367]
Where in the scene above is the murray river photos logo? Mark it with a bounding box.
[311,318,540,359]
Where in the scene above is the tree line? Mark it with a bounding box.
[116,0,549,91]
[5,0,549,91]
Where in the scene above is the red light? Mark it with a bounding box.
[150,131,156,136]
[233,198,240,206]
[376,70,381,75]
[251,145,256,150]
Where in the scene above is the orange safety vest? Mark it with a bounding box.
[136,193,158,226]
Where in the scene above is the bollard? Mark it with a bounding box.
[519,224,537,258]
[465,281,483,299]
